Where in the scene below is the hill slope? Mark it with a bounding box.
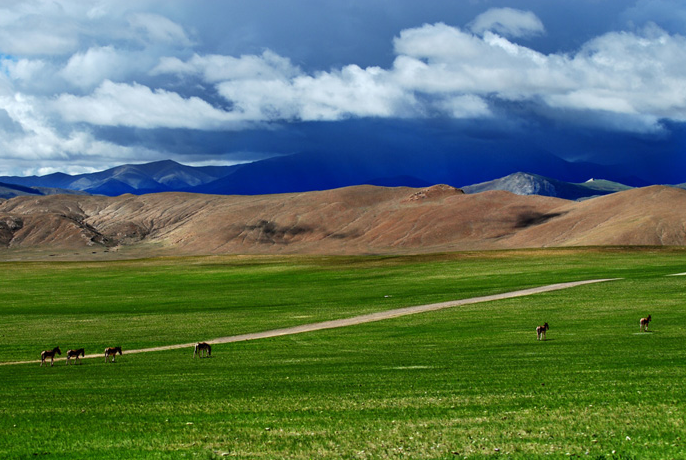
[1,184,685,257]
[461,172,632,200]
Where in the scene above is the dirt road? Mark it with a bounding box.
[2,278,618,366]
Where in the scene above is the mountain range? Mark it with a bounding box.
[2,184,686,259]
[3,157,682,202]
[0,160,235,197]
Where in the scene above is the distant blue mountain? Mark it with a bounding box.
[461,172,633,200]
[189,146,633,196]
[0,151,662,199]
[0,181,89,199]
[0,160,235,197]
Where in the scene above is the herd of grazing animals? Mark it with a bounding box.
[534,315,653,341]
[38,315,653,365]
[38,342,214,366]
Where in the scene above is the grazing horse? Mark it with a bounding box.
[536,322,549,341]
[40,346,61,367]
[104,346,122,363]
[193,342,211,358]
[66,348,85,365]
[640,315,652,332]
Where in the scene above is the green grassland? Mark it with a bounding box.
[1,248,685,459]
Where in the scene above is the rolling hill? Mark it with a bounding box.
[461,172,633,200]
[1,184,685,258]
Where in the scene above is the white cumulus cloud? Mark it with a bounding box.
[59,46,130,90]
[127,12,193,47]
[53,16,686,132]
[469,7,546,38]
[0,89,159,175]
[152,50,301,83]
[42,15,686,133]
[53,80,247,130]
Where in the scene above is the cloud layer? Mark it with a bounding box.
[0,1,685,176]
[51,18,686,130]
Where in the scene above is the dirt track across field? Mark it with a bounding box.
[3,278,618,366]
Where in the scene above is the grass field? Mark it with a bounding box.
[1,248,685,459]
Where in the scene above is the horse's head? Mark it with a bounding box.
[544,322,549,329]
[647,315,651,322]
[55,347,62,355]
[116,347,122,355]
[207,345,212,356]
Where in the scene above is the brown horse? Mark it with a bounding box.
[640,315,652,332]
[66,348,85,365]
[40,346,61,367]
[104,346,122,363]
[536,322,549,341]
[193,342,211,358]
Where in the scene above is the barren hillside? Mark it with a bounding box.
[1,184,685,258]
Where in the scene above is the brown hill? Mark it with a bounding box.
[1,184,685,258]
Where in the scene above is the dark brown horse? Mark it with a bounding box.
[536,322,549,341]
[40,346,61,367]
[640,315,652,332]
[193,342,211,358]
[104,346,122,363]
[66,348,85,365]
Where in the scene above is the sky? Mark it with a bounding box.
[1,0,686,184]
